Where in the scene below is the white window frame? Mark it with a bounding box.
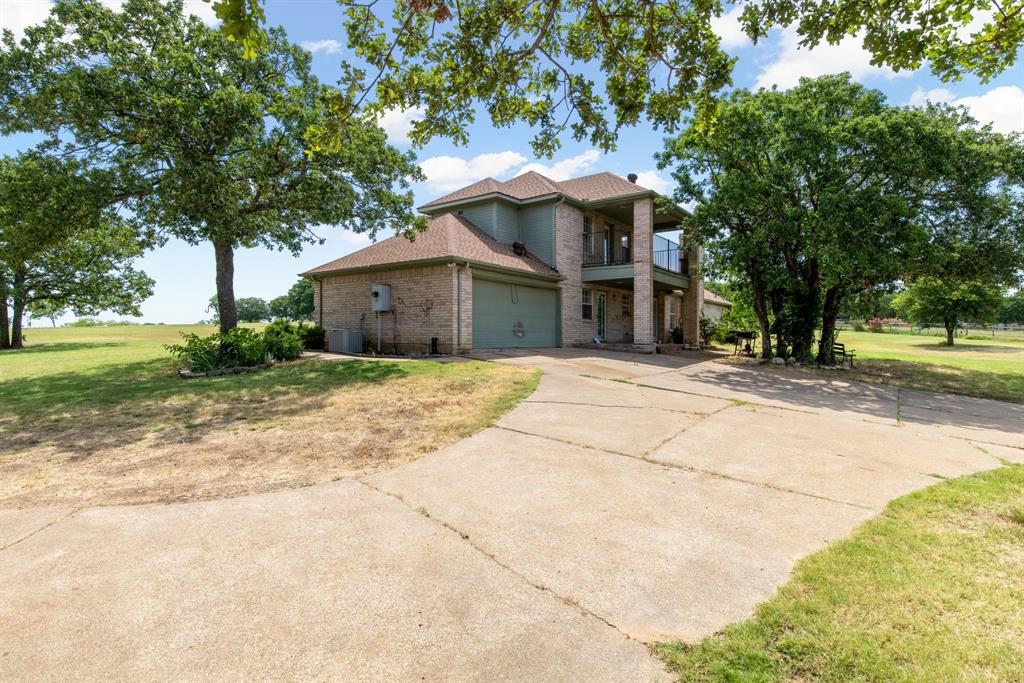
[622,293,633,317]
[582,289,593,320]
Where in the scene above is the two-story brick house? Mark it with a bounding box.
[302,170,701,353]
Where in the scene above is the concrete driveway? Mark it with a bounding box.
[3,350,1022,680]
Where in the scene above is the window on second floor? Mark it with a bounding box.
[582,289,593,320]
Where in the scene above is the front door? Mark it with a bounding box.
[597,292,607,340]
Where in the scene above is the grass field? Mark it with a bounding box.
[826,329,1024,403]
[0,325,539,508]
[658,464,1024,682]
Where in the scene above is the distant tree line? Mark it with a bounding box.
[204,279,314,324]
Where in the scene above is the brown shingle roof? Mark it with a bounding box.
[420,170,651,208]
[302,213,560,278]
[704,290,732,306]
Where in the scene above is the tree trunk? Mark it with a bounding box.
[944,318,956,346]
[213,237,237,333]
[0,271,9,349]
[753,287,773,359]
[817,286,843,365]
[10,269,25,349]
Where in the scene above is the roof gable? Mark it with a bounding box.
[420,170,652,209]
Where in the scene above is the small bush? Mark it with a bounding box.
[264,319,304,361]
[851,320,867,332]
[868,317,885,332]
[297,322,325,350]
[165,327,268,372]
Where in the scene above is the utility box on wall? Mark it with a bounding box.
[370,283,391,312]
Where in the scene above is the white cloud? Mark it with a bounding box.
[98,0,218,24]
[907,85,1024,134]
[755,28,909,90]
[712,5,750,50]
[633,170,673,194]
[301,39,343,54]
[377,106,424,145]
[0,1,53,40]
[516,150,601,180]
[419,151,528,192]
[183,0,218,25]
[2,0,218,40]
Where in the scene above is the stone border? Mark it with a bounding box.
[178,363,272,379]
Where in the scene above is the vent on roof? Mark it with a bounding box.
[627,173,638,183]
[512,241,526,256]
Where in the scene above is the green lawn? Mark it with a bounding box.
[0,325,539,507]
[658,464,1024,682]
[826,330,1024,403]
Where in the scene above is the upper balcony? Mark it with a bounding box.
[583,231,688,274]
[581,230,690,290]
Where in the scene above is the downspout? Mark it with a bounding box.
[456,265,461,351]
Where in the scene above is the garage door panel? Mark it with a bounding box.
[472,279,557,348]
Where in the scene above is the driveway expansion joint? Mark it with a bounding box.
[355,477,649,648]
[493,425,875,511]
[523,398,710,416]
[1,507,82,552]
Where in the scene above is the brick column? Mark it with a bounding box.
[632,197,655,352]
[681,244,703,345]
[555,203,585,346]
[451,263,473,352]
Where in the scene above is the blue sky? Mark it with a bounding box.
[3,0,1022,324]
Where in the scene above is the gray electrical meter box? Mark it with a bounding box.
[371,283,391,311]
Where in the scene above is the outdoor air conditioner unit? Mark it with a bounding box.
[328,328,363,354]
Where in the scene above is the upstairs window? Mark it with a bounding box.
[583,215,594,255]
[582,289,593,320]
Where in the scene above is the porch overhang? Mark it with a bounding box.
[581,264,689,291]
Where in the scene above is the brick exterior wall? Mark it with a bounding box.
[314,264,459,354]
[554,202,585,346]
[681,245,703,344]
[632,197,655,350]
[452,264,473,352]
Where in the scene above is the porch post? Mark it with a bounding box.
[632,197,655,352]
[681,243,703,345]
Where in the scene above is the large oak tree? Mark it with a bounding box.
[660,74,1023,363]
[206,0,1020,156]
[1,0,423,332]
[0,153,153,349]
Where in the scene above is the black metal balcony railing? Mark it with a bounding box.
[583,230,685,274]
[582,230,631,266]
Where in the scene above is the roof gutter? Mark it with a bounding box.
[302,256,563,282]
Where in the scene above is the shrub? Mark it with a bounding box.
[165,327,268,372]
[264,319,304,361]
[851,319,867,332]
[868,317,885,332]
[296,322,324,350]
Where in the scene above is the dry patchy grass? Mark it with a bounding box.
[0,327,538,508]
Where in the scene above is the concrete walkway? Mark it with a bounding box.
[3,350,1022,680]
